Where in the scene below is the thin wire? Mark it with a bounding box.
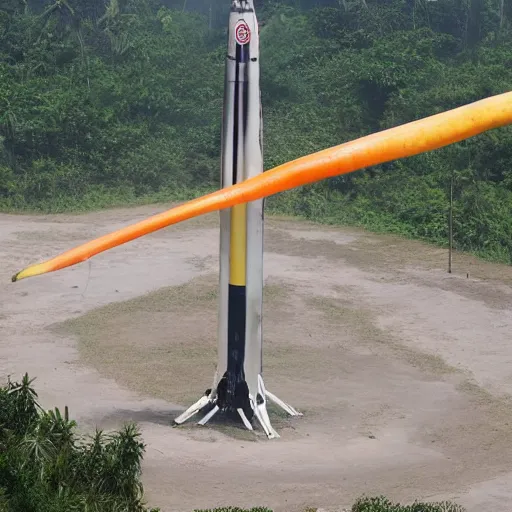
[80,260,92,299]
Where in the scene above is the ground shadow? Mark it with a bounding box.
[92,406,185,428]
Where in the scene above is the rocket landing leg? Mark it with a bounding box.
[173,375,301,439]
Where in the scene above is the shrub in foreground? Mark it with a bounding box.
[352,495,466,512]
[194,508,272,512]
[0,373,159,512]
[192,499,466,512]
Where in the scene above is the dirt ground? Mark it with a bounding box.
[2,204,512,512]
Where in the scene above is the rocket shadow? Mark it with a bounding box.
[89,404,298,441]
[92,406,185,428]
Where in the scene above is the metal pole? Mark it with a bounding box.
[448,175,453,274]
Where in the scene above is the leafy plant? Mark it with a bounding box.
[194,508,273,512]
[0,373,159,512]
[352,496,466,512]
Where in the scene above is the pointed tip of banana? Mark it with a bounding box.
[12,269,29,282]
[11,263,48,282]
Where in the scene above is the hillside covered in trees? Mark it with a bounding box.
[1,0,512,261]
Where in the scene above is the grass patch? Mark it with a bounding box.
[51,275,298,410]
[308,293,457,377]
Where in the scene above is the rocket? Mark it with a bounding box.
[216,0,266,426]
[215,0,265,424]
[174,0,301,437]
[214,0,270,423]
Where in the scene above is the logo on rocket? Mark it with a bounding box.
[235,20,251,45]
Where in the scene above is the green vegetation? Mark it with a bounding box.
[351,496,465,511]
[192,496,467,511]
[1,0,512,262]
[0,373,159,511]
[194,509,272,512]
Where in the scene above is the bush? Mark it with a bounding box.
[0,373,159,512]
[195,509,272,512]
[352,495,466,512]
[192,498,466,512]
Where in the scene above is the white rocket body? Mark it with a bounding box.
[173,0,301,437]
[214,0,264,403]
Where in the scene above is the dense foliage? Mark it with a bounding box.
[1,0,512,261]
[0,373,158,511]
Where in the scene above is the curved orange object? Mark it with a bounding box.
[12,91,512,282]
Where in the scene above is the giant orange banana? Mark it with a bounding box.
[12,91,512,282]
